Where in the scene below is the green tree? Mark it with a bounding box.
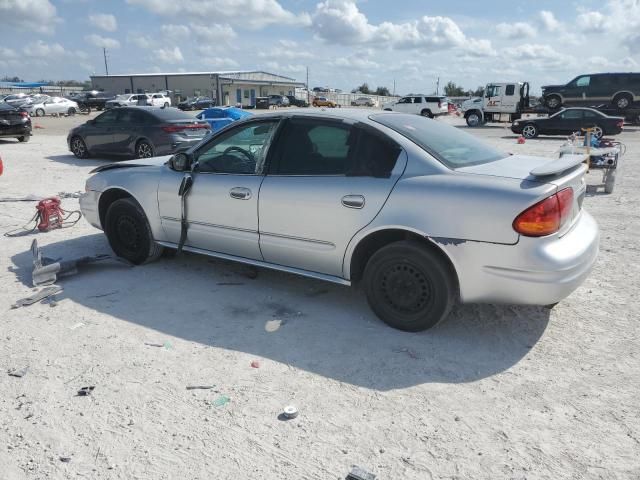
[374,86,391,96]
[1,75,24,82]
[352,82,371,94]
[444,81,465,97]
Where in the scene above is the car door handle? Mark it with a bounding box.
[229,187,252,200]
[342,195,365,209]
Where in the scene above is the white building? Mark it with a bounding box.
[90,71,305,107]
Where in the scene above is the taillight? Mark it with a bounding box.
[616,120,624,128]
[161,123,208,133]
[513,188,574,237]
[20,111,28,118]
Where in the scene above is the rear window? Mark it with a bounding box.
[148,108,196,120]
[371,113,506,169]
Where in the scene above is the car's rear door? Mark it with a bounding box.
[258,117,405,277]
[157,118,280,260]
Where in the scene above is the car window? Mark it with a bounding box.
[505,84,515,96]
[93,110,118,124]
[196,120,278,174]
[350,124,402,178]
[116,109,150,124]
[576,76,590,87]
[398,97,412,104]
[485,85,501,97]
[273,118,355,175]
[371,113,506,169]
[413,97,423,103]
[583,110,600,119]
[560,110,583,120]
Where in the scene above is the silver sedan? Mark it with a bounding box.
[79,109,599,331]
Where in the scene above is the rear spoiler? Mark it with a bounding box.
[529,154,587,177]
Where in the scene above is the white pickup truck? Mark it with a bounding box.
[383,95,449,118]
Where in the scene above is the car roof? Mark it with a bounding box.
[239,107,393,123]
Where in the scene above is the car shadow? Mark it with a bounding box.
[45,154,124,168]
[10,234,551,391]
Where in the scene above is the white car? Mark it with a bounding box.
[29,97,79,117]
[149,93,172,107]
[105,94,152,109]
[383,95,449,118]
[351,96,378,107]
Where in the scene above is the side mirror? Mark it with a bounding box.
[170,152,191,172]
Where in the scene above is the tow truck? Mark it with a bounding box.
[463,82,546,127]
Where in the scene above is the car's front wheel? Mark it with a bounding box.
[465,112,481,127]
[421,109,434,118]
[522,123,539,138]
[70,136,89,158]
[545,95,561,109]
[363,241,456,332]
[18,135,30,142]
[104,198,163,265]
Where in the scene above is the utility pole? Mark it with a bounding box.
[103,47,109,76]
[436,77,440,95]
[306,66,309,104]
[393,78,396,96]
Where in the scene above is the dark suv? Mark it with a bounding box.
[542,73,640,110]
[0,102,32,142]
[70,91,115,111]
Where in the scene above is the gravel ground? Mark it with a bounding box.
[0,113,639,480]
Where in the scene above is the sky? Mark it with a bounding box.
[1,0,639,95]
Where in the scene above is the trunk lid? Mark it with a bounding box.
[458,154,588,235]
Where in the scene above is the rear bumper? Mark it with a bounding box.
[443,210,599,305]
[0,124,31,137]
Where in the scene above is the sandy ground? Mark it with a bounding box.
[1,113,639,480]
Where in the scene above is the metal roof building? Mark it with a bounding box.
[90,70,305,107]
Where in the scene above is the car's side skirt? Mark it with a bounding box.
[156,241,352,287]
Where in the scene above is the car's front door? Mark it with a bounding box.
[394,97,413,113]
[547,109,583,134]
[258,117,406,278]
[157,119,280,260]
[82,109,119,152]
[564,76,590,104]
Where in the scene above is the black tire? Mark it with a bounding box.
[18,135,30,142]
[105,198,163,265]
[421,109,433,118]
[35,108,45,117]
[67,107,76,116]
[521,123,539,139]
[545,95,561,109]
[363,241,456,332]
[70,136,89,158]
[135,140,154,159]
[613,93,632,110]
[465,111,481,127]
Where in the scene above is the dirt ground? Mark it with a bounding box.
[1,112,639,480]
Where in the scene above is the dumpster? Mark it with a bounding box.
[196,107,253,132]
[255,97,270,110]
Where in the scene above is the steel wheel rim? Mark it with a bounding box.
[617,97,629,109]
[116,215,141,251]
[137,143,152,158]
[72,138,85,156]
[379,263,433,314]
[547,97,560,108]
[523,125,536,138]
[593,126,603,138]
[468,114,479,126]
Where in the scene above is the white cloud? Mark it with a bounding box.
[0,0,60,33]
[0,46,18,59]
[127,34,153,49]
[23,40,65,57]
[157,46,184,63]
[88,13,117,32]
[127,0,310,29]
[191,24,237,42]
[335,54,379,69]
[85,34,121,49]
[538,11,560,31]
[259,40,313,60]
[496,22,536,39]
[202,57,240,69]
[161,24,190,40]
[576,11,607,31]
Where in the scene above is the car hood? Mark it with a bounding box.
[457,154,584,183]
[90,155,172,173]
[541,84,563,90]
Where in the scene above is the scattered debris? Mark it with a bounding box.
[24,413,34,420]
[0,194,44,203]
[186,385,215,390]
[517,136,526,144]
[59,456,71,463]
[69,322,85,330]
[12,285,63,309]
[265,319,283,333]
[210,395,230,407]
[346,465,376,480]
[57,191,83,199]
[250,360,260,368]
[77,386,95,397]
[8,367,29,378]
[144,342,163,347]
[282,405,299,419]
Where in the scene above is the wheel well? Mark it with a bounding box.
[349,229,459,287]
[98,188,133,228]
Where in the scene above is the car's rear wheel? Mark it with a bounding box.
[592,124,604,139]
[421,109,434,118]
[67,107,76,116]
[105,198,163,265]
[363,241,456,332]
[522,123,539,138]
[135,140,154,158]
[35,108,45,117]
[613,93,632,110]
[18,135,30,142]
[70,136,89,158]
[545,95,561,109]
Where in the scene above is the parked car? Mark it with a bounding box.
[105,94,151,109]
[351,96,377,107]
[2,93,33,108]
[149,93,172,108]
[511,107,624,139]
[542,72,640,110]
[29,97,79,116]
[383,95,448,118]
[68,106,210,159]
[195,106,252,132]
[312,96,337,107]
[69,91,115,111]
[268,95,290,107]
[177,96,215,111]
[78,109,598,332]
[286,95,308,107]
[0,102,32,142]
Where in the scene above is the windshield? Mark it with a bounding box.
[371,113,506,169]
[115,95,130,100]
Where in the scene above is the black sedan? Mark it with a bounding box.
[0,102,31,142]
[177,96,215,111]
[511,107,624,139]
[67,107,210,159]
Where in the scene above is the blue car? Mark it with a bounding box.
[196,107,253,132]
